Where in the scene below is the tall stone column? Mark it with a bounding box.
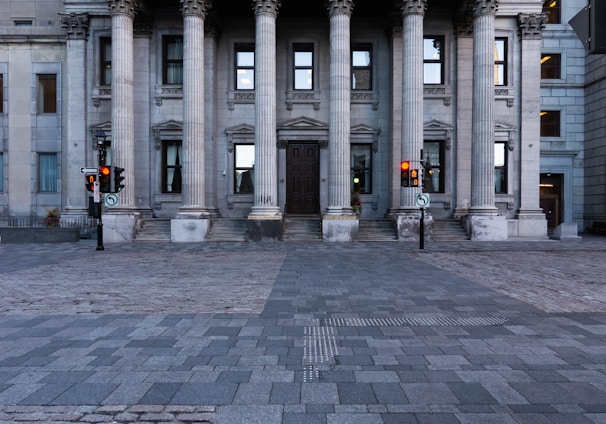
[247,0,282,241]
[467,0,507,240]
[516,13,548,238]
[60,13,89,217]
[323,0,357,242]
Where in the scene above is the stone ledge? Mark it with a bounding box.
[0,227,80,243]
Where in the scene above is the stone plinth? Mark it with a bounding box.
[396,214,433,241]
[246,216,282,241]
[466,215,507,241]
[171,217,210,242]
[322,215,358,242]
[102,213,140,243]
[550,222,582,241]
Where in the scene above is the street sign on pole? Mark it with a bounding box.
[80,167,99,174]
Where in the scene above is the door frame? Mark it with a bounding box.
[286,141,320,214]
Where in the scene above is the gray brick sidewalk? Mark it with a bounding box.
[0,237,605,423]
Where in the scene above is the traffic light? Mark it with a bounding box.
[85,174,97,192]
[401,161,410,187]
[410,169,419,187]
[99,165,112,193]
[112,166,125,193]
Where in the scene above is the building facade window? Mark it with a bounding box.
[235,144,254,194]
[163,36,184,85]
[39,153,57,192]
[100,37,112,86]
[424,37,444,85]
[37,74,57,114]
[540,111,561,137]
[235,44,255,90]
[494,38,507,86]
[541,53,561,79]
[162,141,182,193]
[495,142,507,193]
[0,152,3,192]
[293,43,314,90]
[352,44,372,90]
[351,144,372,194]
[422,141,444,193]
[0,74,3,113]
[543,0,560,24]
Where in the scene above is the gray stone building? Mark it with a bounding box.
[3,0,599,243]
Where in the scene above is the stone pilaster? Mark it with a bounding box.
[247,0,282,240]
[60,13,89,217]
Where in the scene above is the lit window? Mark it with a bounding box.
[39,153,57,192]
[540,111,561,137]
[494,38,507,86]
[162,141,182,193]
[294,43,314,90]
[163,36,183,85]
[422,141,444,193]
[351,144,372,194]
[424,37,444,85]
[542,0,560,24]
[352,44,372,90]
[235,144,254,194]
[495,142,507,193]
[541,53,561,79]
[235,44,255,90]
[37,74,57,114]
[100,37,112,86]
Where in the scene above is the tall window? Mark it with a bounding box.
[422,141,444,193]
[100,37,112,86]
[0,74,3,113]
[37,74,57,114]
[543,0,560,24]
[494,38,507,86]
[293,43,314,90]
[0,153,3,192]
[235,144,254,194]
[424,37,444,84]
[39,153,57,192]
[495,142,507,193]
[541,53,561,79]
[163,36,184,84]
[162,141,182,193]
[541,111,561,137]
[235,44,255,90]
[351,44,372,90]
[351,144,372,194]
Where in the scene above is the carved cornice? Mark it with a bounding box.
[252,0,281,17]
[456,13,474,37]
[518,13,547,40]
[181,0,212,18]
[134,15,153,37]
[472,0,498,17]
[325,0,355,18]
[60,13,89,40]
[399,0,427,17]
[108,0,138,18]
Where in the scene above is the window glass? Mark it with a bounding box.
[39,153,57,192]
[100,37,112,86]
[351,144,372,194]
[162,141,182,193]
[235,144,254,193]
[236,44,255,90]
[37,74,57,114]
[0,152,3,192]
[542,0,560,24]
[0,74,3,113]
[494,38,507,86]
[541,54,561,79]
[294,44,313,90]
[352,44,372,90]
[495,142,507,193]
[163,36,183,84]
[422,141,444,193]
[424,37,443,84]
[540,111,561,137]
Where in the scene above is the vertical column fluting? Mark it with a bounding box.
[470,0,498,215]
[250,0,281,217]
[108,0,137,209]
[180,0,211,215]
[326,0,354,216]
[399,0,427,212]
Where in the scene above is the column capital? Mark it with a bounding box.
[472,0,498,17]
[399,0,427,17]
[252,0,281,17]
[518,13,548,40]
[59,12,89,40]
[108,0,138,18]
[325,0,354,18]
[181,0,212,18]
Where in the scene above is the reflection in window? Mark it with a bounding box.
[352,44,372,90]
[37,74,57,114]
[540,111,560,137]
[542,0,560,24]
[351,144,372,194]
[39,153,57,192]
[100,37,112,86]
[494,38,507,86]
[235,144,254,194]
[162,141,182,193]
[236,44,255,90]
[424,37,443,84]
[541,54,561,79]
[422,141,444,193]
[163,36,184,84]
[294,43,313,90]
[495,142,507,193]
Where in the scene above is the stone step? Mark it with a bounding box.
[135,218,171,242]
[432,219,469,241]
[207,219,247,242]
[358,220,397,241]
[283,216,322,242]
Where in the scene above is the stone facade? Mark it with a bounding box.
[1,0,599,242]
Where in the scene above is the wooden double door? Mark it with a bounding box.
[286,142,320,214]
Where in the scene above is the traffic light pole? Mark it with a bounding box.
[419,207,425,250]
[96,144,105,251]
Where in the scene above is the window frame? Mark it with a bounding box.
[542,0,561,24]
[100,37,112,86]
[162,35,184,85]
[293,43,314,91]
[494,38,508,86]
[234,144,255,194]
[37,74,57,114]
[235,43,255,91]
[0,74,3,114]
[540,53,561,80]
[422,141,445,194]
[161,140,183,194]
[351,43,373,91]
[351,143,373,194]
[540,110,561,138]
[0,152,3,192]
[423,36,444,85]
[494,141,508,194]
[38,153,57,193]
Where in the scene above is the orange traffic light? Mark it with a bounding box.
[99,166,111,193]
[401,161,411,187]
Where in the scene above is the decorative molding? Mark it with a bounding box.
[424,119,454,150]
[155,85,183,106]
[399,0,427,17]
[456,13,474,37]
[225,123,255,152]
[180,0,212,18]
[472,0,498,17]
[424,86,452,106]
[252,0,281,17]
[107,0,139,18]
[325,0,354,18]
[286,90,321,111]
[277,116,329,145]
[60,13,89,40]
[92,87,111,107]
[495,87,514,107]
[351,92,379,111]
[351,124,381,152]
[227,91,255,110]
[152,120,183,150]
[518,13,548,40]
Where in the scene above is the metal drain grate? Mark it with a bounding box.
[323,316,509,327]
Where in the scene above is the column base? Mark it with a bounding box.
[246,215,283,241]
[171,215,210,243]
[322,214,359,242]
[395,213,434,241]
[550,222,582,241]
[465,215,507,241]
[515,210,548,239]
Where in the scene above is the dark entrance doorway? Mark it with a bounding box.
[540,173,563,229]
[287,142,320,214]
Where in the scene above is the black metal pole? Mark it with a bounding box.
[419,207,425,250]
[96,202,104,251]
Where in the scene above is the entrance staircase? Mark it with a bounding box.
[207,218,247,242]
[358,219,397,241]
[135,218,171,242]
[432,219,469,241]
[283,215,322,242]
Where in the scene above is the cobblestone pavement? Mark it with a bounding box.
[0,237,605,423]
